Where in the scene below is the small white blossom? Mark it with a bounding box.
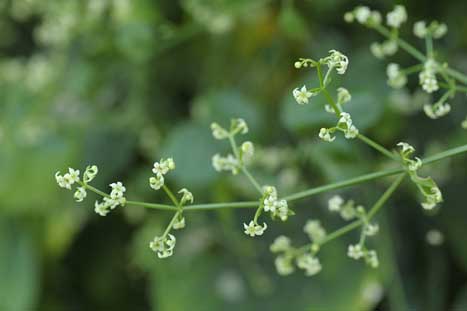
[419,59,439,93]
[270,235,291,253]
[337,87,351,105]
[243,221,267,237]
[324,104,335,114]
[149,175,165,190]
[345,125,359,139]
[296,254,322,276]
[275,255,295,276]
[94,200,109,216]
[413,21,428,38]
[304,220,326,243]
[178,188,194,205]
[212,153,240,174]
[152,158,176,176]
[348,244,364,259]
[386,5,407,29]
[354,6,371,24]
[240,141,254,163]
[55,171,73,189]
[328,195,344,212]
[319,128,335,142]
[432,23,447,39]
[83,165,98,183]
[110,181,126,199]
[364,223,379,236]
[421,186,443,210]
[326,50,349,75]
[293,85,315,105]
[150,234,176,258]
[370,42,385,59]
[397,142,415,157]
[340,201,357,220]
[337,112,359,139]
[261,186,290,221]
[210,122,230,140]
[386,63,407,89]
[423,103,451,119]
[73,187,87,202]
[173,217,186,230]
[68,168,80,183]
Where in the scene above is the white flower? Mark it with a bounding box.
[370,42,385,59]
[178,188,194,205]
[337,87,351,105]
[275,255,295,276]
[243,221,267,237]
[364,223,379,236]
[318,128,335,142]
[381,40,398,56]
[240,141,254,163]
[150,234,177,259]
[328,195,344,212]
[110,181,126,199]
[270,235,291,253]
[149,175,164,190]
[324,104,335,114]
[83,165,98,183]
[173,217,186,230]
[432,23,447,39]
[344,12,354,23]
[326,50,349,74]
[296,254,322,276]
[419,59,439,93]
[423,103,451,119]
[73,187,87,202]
[152,158,176,176]
[55,171,73,190]
[345,125,359,139]
[304,220,326,243]
[276,199,289,221]
[348,244,364,259]
[293,85,315,105]
[386,63,407,89]
[231,118,249,135]
[68,168,80,183]
[413,21,427,38]
[337,112,352,129]
[210,122,229,139]
[365,250,379,268]
[354,6,371,24]
[94,200,110,216]
[386,5,407,29]
[263,196,277,213]
[212,153,240,174]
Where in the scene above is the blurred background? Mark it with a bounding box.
[1,0,467,310]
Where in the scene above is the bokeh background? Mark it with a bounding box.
[1,0,467,310]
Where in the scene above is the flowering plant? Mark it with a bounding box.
[55,5,467,278]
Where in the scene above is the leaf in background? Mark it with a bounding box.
[278,1,309,41]
[0,219,39,311]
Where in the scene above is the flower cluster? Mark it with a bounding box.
[270,230,322,277]
[262,186,291,221]
[328,195,380,268]
[149,234,176,258]
[419,59,439,94]
[319,112,359,142]
[344,6,381,27]
[386,5,407,29]
[243,221,267,237]
[211,118,251,174]
[94,182,127,216]
[397,142,443,209]
[55,165,99,203]
[413,21,447,39]
[149,158,175,190]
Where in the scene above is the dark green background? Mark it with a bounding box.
[1,0,467,310]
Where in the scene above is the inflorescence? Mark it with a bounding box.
[55,4,467,277]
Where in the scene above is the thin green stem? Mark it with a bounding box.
[322,88,342,116]
[425,35,434,58]
[126,200,177,211]
[162,211,181,237]
[320,173,405,246]
[439,83,467,93]
[241,167,263,194]
[81,183,110,198]
[357,133,399,161]
[402,63,424,75]
[162,184,180,208]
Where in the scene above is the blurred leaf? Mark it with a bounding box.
[0,220,39,311]
[278,1,309,41]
